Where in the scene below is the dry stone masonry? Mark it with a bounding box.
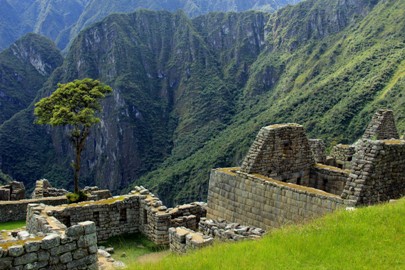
[241,124,315,185]
[207,109,405,229]
[0,182,25,201]
[169,227,213,254]
[309,139,327,164]
[362,109,399,140]
[31,179,68,199]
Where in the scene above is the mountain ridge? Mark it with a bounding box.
[0,0,301,51]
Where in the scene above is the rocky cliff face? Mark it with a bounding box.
[0,0,301,51]
[0,33,62,124]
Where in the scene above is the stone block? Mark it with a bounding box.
[66,225,84,238]
[14,252,38,266]
[41,234,60,249]
[24,241,41,253]
[60,252,73,264]
[8,245,24,257]
[0,258,13,270]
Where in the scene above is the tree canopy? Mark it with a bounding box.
[34,78,112,194]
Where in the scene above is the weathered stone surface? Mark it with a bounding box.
[41,234,60,250]
[14,252,37,266]
[60,252,73,264]
[7,246,24,257]
[363,109,399,140]
[240,124,315,185]
[24,241,41,253]
[0,258,12,270]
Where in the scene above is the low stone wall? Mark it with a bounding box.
[309,164,350,195]
[25,187,207,246]
[48,196,140,241]
[31,179,68,199]
[0,219,98,270]
[207,168,352,230]
[169,227,213,253]
[0,197,67,222]
[342,139,405,205]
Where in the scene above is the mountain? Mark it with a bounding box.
[0,0,301,51]
[0,33,63,124]
[0,0,404,206]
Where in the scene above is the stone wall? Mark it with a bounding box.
[329,144,355,170]
[168,227,213,254]
[309,139,327,164]
[31,179,68,199]
[0,197,67,223]
[0,216,98,270]
[49,196,140,241]
[309,164,349,195]
[27,187,206,246]
[207,168,352,230]
[0,182,25,201]
[342,139,405,205]
[362,109,399,140]
[241,124,315,185]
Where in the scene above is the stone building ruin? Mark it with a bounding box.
[207,109,405,229]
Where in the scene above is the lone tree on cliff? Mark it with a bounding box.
[34,78,112,194]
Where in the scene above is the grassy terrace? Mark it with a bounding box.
[135,198,405,270]
[0,220,25,231]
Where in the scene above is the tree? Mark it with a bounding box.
[34,78,112,194]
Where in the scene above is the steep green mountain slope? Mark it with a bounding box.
[0,0,300,51]
[0,0,403,206]
[0,33,63,124]
[138,0,402,204]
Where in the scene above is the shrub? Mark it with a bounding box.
[66,190,89,204]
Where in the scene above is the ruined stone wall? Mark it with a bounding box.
[0,197,67,223]
[363,109,399,140]
[1,211,97,270]
[134,187,207,245]
[241,124,314,185]
[309,164,349,195]
[169,227,212,254]
[0,181,25,201]
[49,196,140,241]
[207,168,351,230]
[309,139,327,164]
[31,179,68,199]
[342,139,405,205]
[329,144,355,170]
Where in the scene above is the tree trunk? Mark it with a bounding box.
[72,127,89,194]
[74,142,82,194]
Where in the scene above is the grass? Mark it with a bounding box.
[102,233,166,265]
[134,198,405,270]
[0,220,26,231]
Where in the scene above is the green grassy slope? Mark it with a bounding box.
[135,199,405,270]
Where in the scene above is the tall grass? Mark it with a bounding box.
[134,199,405,270]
